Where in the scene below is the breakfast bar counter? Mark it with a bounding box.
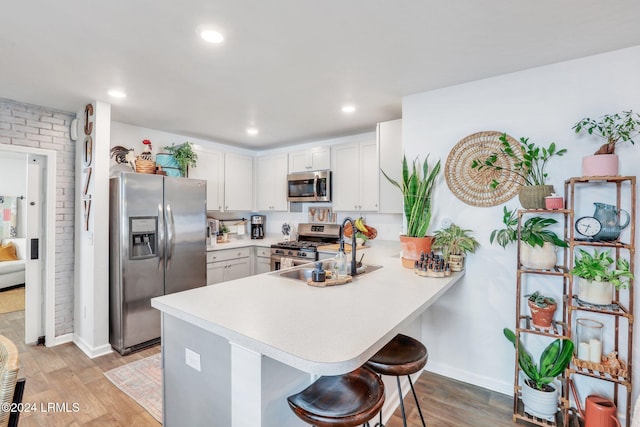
[151,241,463,426]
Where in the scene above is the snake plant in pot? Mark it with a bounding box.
[504,328,573,420]
[382,154,441,268]
[490,207,567,270]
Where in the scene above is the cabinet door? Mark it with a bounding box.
[224,153,253,211]
[255,257,271,275]
[310,147,330,170]
[256,154,288,211]
[378,119,403,214]
[207,262,226,285]
[289,150,310,173]
[288,147,330,173]
[359,140,379,211]
[225,258,252,281]
[190,148,224,211]
[331,143,360,211]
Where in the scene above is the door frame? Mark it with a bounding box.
[0,144,56,346]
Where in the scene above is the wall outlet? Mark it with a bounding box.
[185,347,201,372]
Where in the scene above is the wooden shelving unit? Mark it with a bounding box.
[564,176,635,427]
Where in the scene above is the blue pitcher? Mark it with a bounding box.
[593,202,630,241]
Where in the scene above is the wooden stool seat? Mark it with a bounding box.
[287,366,385,427]
[366,333,428,376]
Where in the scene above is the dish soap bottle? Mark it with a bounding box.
[334,246,348,279]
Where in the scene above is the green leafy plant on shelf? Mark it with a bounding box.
[503,328,573,391]
[164,142,198,177]
[432,223,479,261]
[573,110,640,155]
[489,207,568,249]
[570,248,634,290]
[525,291,556,308]
[470,133,567,189]
[381,154,441,237]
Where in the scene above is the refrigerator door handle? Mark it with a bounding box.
[158,203,165,270]
[166,203,176,266]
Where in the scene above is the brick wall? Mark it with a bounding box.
[0,97,76,336]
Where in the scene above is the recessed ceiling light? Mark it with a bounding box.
[201,30,224,44]
[341,105,356,113]
[108,89,127,98]
[247,127,259,135]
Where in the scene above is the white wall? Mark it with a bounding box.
[403,45,640,400]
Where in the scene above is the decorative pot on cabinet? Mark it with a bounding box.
[518,185,554,209]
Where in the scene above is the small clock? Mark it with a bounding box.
[575,216,602,238]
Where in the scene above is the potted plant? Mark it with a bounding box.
[163,142,198,177]
[382,154,441,268]
[218,221,229,242]
[432,223,479,272]
[491,207,567,269]
[503,328,573,420]
[573,110,640,176]
[570,248,633,305]
[471,133,567,209]
[525,291,557,329]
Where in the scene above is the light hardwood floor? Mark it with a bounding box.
[2,309,518,426]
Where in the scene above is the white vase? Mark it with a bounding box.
[520,242,557,270]
[521,380,558,421]
[577,277,613,305]
[448,254,464,272]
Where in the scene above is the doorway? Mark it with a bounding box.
[0,145,56,346]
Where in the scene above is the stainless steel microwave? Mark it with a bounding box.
[287,171,331,202]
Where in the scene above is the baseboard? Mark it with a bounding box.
[426,361,512,396]
[49,332,73,346]
[73,334,113,359]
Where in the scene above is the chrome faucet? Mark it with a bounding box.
[340,217,358,276]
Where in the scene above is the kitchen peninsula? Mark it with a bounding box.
[151,241,463,426]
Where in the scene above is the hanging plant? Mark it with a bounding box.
[164,142,198,177]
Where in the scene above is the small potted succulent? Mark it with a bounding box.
[570,248,633,305]
[504,328,573,420]
[573,110,640,176]
[432,223,480,271]
[490,207,568,269]
[525,291,557,329]
[471,133,567,209]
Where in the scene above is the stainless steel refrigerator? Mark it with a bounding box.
[109,172,206,354]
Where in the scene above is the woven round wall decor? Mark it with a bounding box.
[444,131,524,207]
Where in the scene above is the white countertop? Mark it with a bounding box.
[206,234,282,251]
[152,240,463,375]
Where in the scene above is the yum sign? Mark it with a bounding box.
[81,103,94,232]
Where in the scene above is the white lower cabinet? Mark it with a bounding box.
[254,247,271,275]
[206,247,252,285]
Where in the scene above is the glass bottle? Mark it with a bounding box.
[576,318,604,363]
[334,249,348,278]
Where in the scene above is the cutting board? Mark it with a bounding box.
[316,244,367,253]
[307,275,352,287]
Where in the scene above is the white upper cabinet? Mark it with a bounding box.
[331,140,379,212]
[189,147,224,211]
[256,153,288,211]
[377,119,403,214]
[288,146,330,173]
[224,152,254,212]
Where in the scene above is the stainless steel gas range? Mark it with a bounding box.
[270,223,341,271]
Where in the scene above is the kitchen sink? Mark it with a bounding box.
[276,262,383,282]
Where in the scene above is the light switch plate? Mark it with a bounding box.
[185,347,201,372]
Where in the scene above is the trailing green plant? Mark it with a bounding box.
[525,291,556,308]
[432,223,479,261]
[573,110,640,155]
[503,328,573,391]
[471,133,567,188]
[381,154,441,237]
[570,248,634,289]
[490,207,568,249]
[164,142,198,176]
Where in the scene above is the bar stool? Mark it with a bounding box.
[365,334,428,427]
[287,366,385,427]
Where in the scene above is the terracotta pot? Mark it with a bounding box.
[582,154,619,177]
[518,185,554,209]
[528,300,557,329]
[448,254,464,272]
[400,235,434,269]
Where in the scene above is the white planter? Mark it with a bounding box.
[448,254,464,272]
[582,154,619,177]
[577,277,613,305]
[522,380,558,421]
[520,242,557,270]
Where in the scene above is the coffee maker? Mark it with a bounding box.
[251,215,265,239]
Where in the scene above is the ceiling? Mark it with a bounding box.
[2,1,639,150]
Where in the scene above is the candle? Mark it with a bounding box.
[578,342,591,360]
[589,338,602,363]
